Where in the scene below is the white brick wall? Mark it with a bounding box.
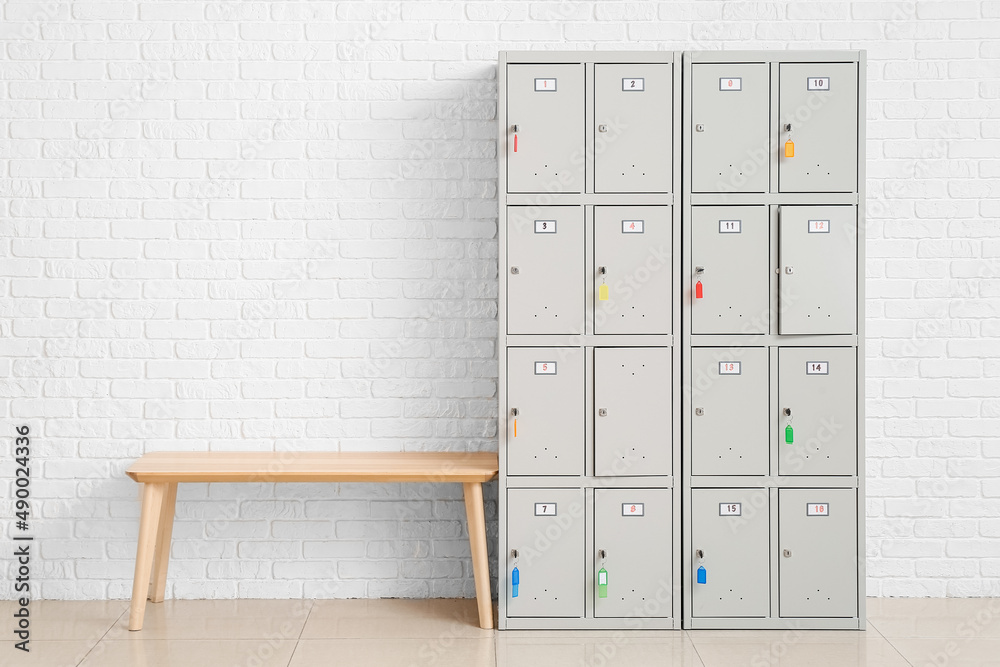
[0,1,998,600]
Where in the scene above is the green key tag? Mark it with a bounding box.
[598,568,608,598]
[785,424,794,444]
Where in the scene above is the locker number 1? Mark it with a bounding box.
[534,78,557,92]
[719,503,742,516]
[535,503,557,516]
[807,503,830,516]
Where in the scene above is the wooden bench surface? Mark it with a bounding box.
[126,451,499,484]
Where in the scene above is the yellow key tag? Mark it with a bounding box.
[599,283,609,301]
[784,139,795,158]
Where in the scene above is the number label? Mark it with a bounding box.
[534,503,557,516]
[534,78,557,92]
[806,361,829,375]
[622,503,644,517]
[621,219,644,234]
[719,219,742,233]
[719,77,742,91]
[808,219,830,233]
[807,503,829,516]
[719,361,741,375]
[534,220,556,233]
[622,77,645,91]
[807,77,830,91]
[719,503,742,516]
[534,361,557,375]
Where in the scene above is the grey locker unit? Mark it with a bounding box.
[778,488,858,617]
[594,63,672,193]
[691,63,770,193]
[506,64,585,194]
[777,347,857,477]
[778,63,859,193]
[507,488,585,617]
[507,347,584,476]
[691,488,769,618]
[594,205,672,335]
[593,488,672,618]
[594,347,671,477]
[507,206,585,335]
[683,51,865,631]
[778,205,857,335]
[690,347,769,476]
[691,206,769,334]
[499,51,681,631]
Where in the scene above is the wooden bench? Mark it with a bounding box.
[125,451,498,631]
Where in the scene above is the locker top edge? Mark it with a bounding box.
[500,50,675,64]
[683,50,864,64]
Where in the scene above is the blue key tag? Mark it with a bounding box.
[511,566,519,598]
[697,565,707,584]
[598,568,608,598]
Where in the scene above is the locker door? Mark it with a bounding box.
[777,347,857,476]
[594,206,672,334]
[506,64,585,194]
[507,348,584,476]
[594,63,672,193]
[594,488,672,618]
[594,347,671,477]
[507,488,585,617]
[691,347,768,476]
[691,63,769,193]
[778,206,857,335]
[507,206,584,335]
[778,62,859,193]
[779,488,858,618]
[691,206,769,334]
[691,488,769,617]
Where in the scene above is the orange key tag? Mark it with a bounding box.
[784,139,794,158]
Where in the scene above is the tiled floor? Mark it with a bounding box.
[3,598,999,666]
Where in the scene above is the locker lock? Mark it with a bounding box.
[598,266,607,275]
[511,549,519,559]
[510,266,520,275]
[696,549,704,559]
[695,266,705,275]
[785,266,794,274]
[511,407,519,417]
[598,549,606,559]
[510,124,519,133]
[783,407,792,417]
[695,407,704,416]
[783,549,792,558]
[598,124,608,133]
[598,408,608,417]
[784,124,792,133]
[695,124,705,132]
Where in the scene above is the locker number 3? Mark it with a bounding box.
[807,503,830,516]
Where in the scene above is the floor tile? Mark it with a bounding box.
[290,637,495,667]
[869,598,1000,638]
[80,639,296,667]
[497,633,703,667]
[887,637,1000,667]
[0,600,126,641]
[0,640,99,667]
[688,633,910,667]
[109,599,312,640]
[302,598,491,638]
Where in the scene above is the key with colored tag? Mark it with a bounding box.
[785,423,794,444]
[784,139,794,158]
[511,566,519,598]
[697,565,707,584]
[598,568,608,598]
[599,283,609,301]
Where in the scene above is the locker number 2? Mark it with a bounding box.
[621,77,645,91]
[534,503,557,516]
[806,361,829,375]
[534,361,557,375]
[719,77,742,91]
[719,503,742,516]
[718,361,742,375]
[807,77,831,91]
[622,503,645,516]
[807,503,830,516]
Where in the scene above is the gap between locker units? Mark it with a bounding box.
[496,50,865,631]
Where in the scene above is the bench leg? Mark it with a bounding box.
[149,482,177,604]
[463,481,493,630]
[129,482,165,631]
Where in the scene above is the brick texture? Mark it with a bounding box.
[0,1,998,600]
